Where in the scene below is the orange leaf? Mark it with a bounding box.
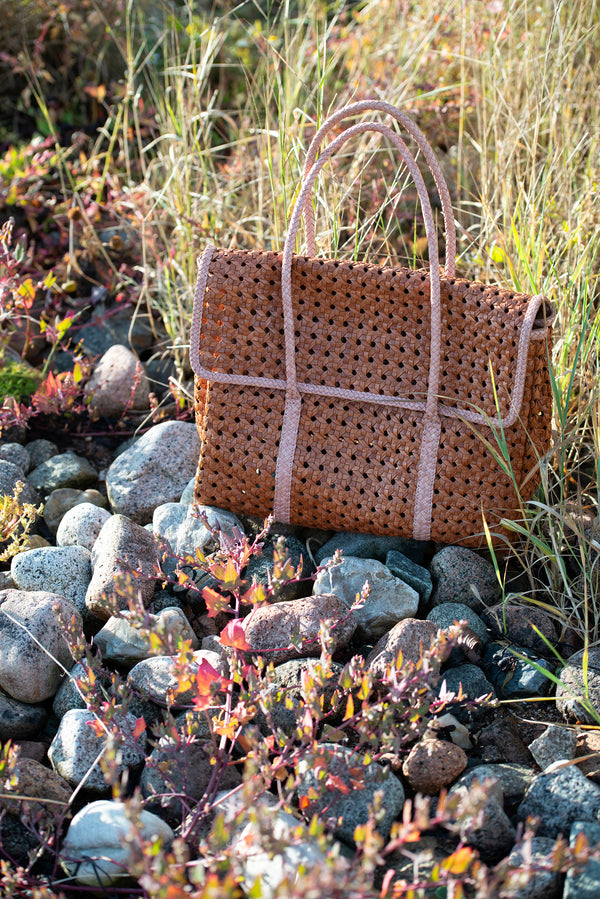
[202,586,230,618]
[220,619,251,651]
[298,794,311,810]
[132,717,146,740]
[441,846,475,875]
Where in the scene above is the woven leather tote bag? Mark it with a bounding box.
[190,100,555,547]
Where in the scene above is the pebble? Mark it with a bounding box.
[11,545,92,618]
[106,421,201,523]
[459,795,516,862]
[242,593,357,665]
[402,738,468,794]
[385,549,432,604]
[564,820,600,898]
[426,602,488,645]
[482,643,555,698]
[60,800,174,887]
[85,514,158,620]
[25,438,57,469]
[56,502,112,550]
[0,443,31,473]
[1,756,72,828]
[313,555,419,639]
[556,648,600,723]
[0,689,47,740]
[254,658,342,736]
[518,764,600,838]
[477,711,534,765]
[0,460,40,505]
[481,604,558,656]
[504,836,562,899]
[153,502,242,557]
[28,451,98,495]
[127,649,228,707]
[48,708,147,792]
[366,618,439,681]
[314,532,427,566]
[94,606,199,664]
[86,344,151,418]
[438,664,496,723]
[429,545,501,610]
[576,731,600,782]
[43,487,108,535]
[0,590,80,703]
[297,743,405,844]
[529,724,577,770]
[53,660,111,719]
[450,766,504,806]
[245,533,311,602]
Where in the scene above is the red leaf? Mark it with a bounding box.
[220,619,251,651]
[202,586,230,618]
[132,717,146,741]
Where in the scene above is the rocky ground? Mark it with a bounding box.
[0,356,600,897]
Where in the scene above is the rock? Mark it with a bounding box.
[459,795,516,862]
[481,604,558,656]
[254,659,343,735]
[86,344,150,418]
[0,460,39,505]
[53,660,111,719]
[576,731,600,782]
[25,438,57,469]
[402,738,468,794]
[424,712,473,750]
[556,648,600,723]
[0,443,31,473]
[242,594,357,666]
[179,477,196,506]
[28,451,97,495]
[11,545,92,618]
[529,725,577,770]
[0,756,71,828]
[0,815,39,864]
[426,602,488,644]
[482,643,555,698]
[141,731,241,824]
[313,556,419,639]
[518,765,600,838]
[564,821,600,899]
[478,711,534,765]
[106,421,201,523]
[366,618,439,681]
[127,649,227,707]
[314,533,427,566]
[429,546,501,610]
[450,767,504,806]
[297,743,405,844]
[56,502,112,550]
[437,664,496,723]
[504,836,562,899]
[0,689,47,740]
[385,549,432,604]
[48,709,147,792]
[94,607,199,664]
[60,800,174,887]
[0,590,80,703]
[477,763,536,811]
[43,487,108,535]
[85,514,158,620]
[153,502,242,557]
[245,534,311,603]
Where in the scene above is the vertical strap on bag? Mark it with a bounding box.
[274,120,445,541]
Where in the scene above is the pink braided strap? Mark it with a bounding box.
[274,120,443,538]
[302,99,456,275]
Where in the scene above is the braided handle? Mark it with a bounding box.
[301,99,456,275]
[275,120,444,539]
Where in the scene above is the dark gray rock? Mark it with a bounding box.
[564,821,600,899]
[25,438,58,469]
[505,836,562,899]
[427,603,488,644]
[481,643,555,698]
[0,443,31,474]
[384,549,432,604]
[0,460,39,505]
[28,451,97,495]
[438,664,497,722]
[429,546,501,610]
[518,765,600,838]
[245,534,312,603]
[0,689,47,740]
[314,533,427,566]
[529,725,577,770]
[481,604,558,656]
[556,648,600,723]
[255,659,343,735]
[459,796,516,862]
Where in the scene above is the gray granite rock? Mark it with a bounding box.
[52,661,111,719]
[366,618,440,681]
[297,743,405,845]
[28,452,97,495]
[179,477,196,506]
[314,556,419,639]
[94,607,199,664]
[56,503,112,551]
[504,836,562,899]
[242,594,357,666]
[48,709,146,793]
[245,534,311,603]
[0,460,39,505]
[106,421,201,523]
[529,725,577,770]
[153,502,242,557]
[438,664,497,723]
[11,545,92,618]
[85,514,158,620]
[426,602,488,645]
[385,549,432,604]
[60,800,174,887]
[43,487,108,536]
[127,649,227,707]
[518,765,600,838]
[0,443,31,473]
[25,438,57,470]
[0,590,80,703]
[429,546,501,610]
[0,689,47,740]
[314,532,427,566]
[482,643,555,698]
[481,604,558,656]
[86,344,150,418]
[255,659,343,736]
[459,795,516,862]
[564,821,600,899]
[556,648,600,723]
[477,763,536,810]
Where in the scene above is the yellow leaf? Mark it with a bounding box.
[343,694,354,721]
[441,846,475,875]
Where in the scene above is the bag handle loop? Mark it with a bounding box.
[301,99,456,276]
[275,120,443,540]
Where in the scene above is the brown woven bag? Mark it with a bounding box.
[190,100,555,547]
